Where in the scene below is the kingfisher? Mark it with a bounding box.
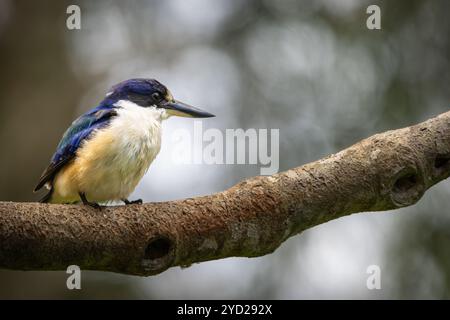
[34,78,214,208]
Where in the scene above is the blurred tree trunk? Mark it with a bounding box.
[0,0,83,202]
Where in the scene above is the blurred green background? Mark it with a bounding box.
[0,0,449,299]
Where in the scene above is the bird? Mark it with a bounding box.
[34,78,214,208]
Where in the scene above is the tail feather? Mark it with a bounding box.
[39,188,53,203]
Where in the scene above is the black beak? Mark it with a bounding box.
[163,100,215,118]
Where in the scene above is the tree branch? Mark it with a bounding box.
[1,111,450,276]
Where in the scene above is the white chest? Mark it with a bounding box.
[72,101,165,201]
[111,102,163,166]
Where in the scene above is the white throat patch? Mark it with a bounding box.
[114,100,169,121]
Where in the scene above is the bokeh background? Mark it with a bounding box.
[0,0,449,299]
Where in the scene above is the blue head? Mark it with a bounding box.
[100,78,214,118]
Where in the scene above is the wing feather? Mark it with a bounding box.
[34,107,118,192]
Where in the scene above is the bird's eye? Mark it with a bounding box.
[152,92,162,101]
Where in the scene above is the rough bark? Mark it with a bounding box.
[1,111,450,276]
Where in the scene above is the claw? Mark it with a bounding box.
[79,192,102,210]
[122,198,143,205]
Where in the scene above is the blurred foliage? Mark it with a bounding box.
[0,0,449,299]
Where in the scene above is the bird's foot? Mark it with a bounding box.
[79,192,102,210]
[86,202,102,210]
[122,198,143,205]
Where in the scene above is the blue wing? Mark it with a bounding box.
[34,105,118,192]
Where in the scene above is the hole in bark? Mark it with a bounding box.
[434,154,450,175]
[390,167,425,207]
[141,236,176,274]
[393,173,418,193]
[145,237,172,260]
